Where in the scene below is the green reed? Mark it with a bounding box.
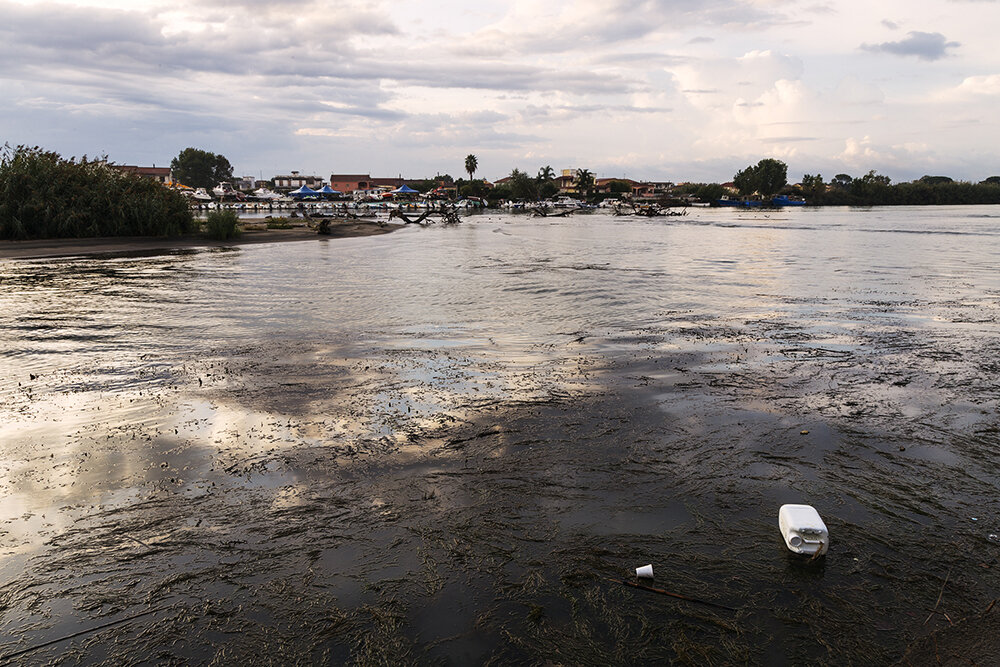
[0,144,195,240]
[203,209,241,240]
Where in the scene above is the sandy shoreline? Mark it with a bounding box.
[0,220,402,260]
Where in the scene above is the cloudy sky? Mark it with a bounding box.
[2,0,998,183]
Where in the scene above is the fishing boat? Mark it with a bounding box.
[717,195,806,207]
[716,196,762,208]
[770,194,806,207]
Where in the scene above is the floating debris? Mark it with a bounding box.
[779,504,829,557]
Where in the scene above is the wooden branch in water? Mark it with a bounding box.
[605,577,738,612]
[388,209,434,225]
[0,607,165,663]
[924,566,953,625]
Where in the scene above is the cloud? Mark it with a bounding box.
[938,74,1000,101]
[516,102,671,122]
[760,136,817,142]
[451,0,788,57]
[594,52,691,67]
[861,31,960,61]
[835,135,934,174]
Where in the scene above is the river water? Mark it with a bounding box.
[1,206,999,664]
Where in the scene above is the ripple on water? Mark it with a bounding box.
[2,208,1000,663]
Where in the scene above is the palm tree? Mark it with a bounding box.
[575,168,595,201]
[465,154,478,183]
[537,165,555,182]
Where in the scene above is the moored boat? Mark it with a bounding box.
[716,196,762,208]
[770,194,806,206]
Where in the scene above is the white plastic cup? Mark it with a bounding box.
[636,564,654,579]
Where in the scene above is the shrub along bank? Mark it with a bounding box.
[0,144,195,240]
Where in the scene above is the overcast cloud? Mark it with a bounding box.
[1,0,998,182]
[861,31,961,61]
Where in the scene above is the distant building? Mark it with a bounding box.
[633,181,675,200]
[112,165,171,184]
[273,171,324,191]
[556,168,584,194]
[330,174,373,193]
[371,176,405,189]
[595,177,639,195]
[235,176,257,192]
[330,174,407,194]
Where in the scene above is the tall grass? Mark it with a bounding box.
[203,209,241,240]
[0,144,195,240]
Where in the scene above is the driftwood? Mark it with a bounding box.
[0,607,166,662]
[606,577,738,611]
[388,209,435,225]
[334,206,376,221]
[615,203,688,217]
[440,207,462,224]
[531,206,577,218]
[388,206,462,226]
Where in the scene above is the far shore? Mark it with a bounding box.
[0,220,402,260]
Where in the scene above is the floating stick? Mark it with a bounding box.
[605,577,738,612]
[0,607,164,663]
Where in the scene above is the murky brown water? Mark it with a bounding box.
[2,206,1000,664]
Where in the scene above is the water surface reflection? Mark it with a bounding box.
[2,207,999,664]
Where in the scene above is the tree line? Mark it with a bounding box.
[670,159,1000,207]
[797,171,1000,206]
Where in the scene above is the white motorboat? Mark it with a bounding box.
[253,187,284,201]
[551,196,583,208]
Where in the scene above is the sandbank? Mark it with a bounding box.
[0,220,402,260]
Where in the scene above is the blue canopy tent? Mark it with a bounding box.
[317,185,342,200]
[289,185,320,198]
[389,184,419,195]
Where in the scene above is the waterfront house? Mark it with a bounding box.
[330,174,406,194]
[595,178,639,196]
[633,180,675,200]
[556,169,581,194]
[112,165,172,184]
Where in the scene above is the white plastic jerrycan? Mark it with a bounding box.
[778,504,829,556]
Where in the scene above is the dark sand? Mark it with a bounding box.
[0,221,401,260]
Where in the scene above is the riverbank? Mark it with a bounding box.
[0,220,401,260]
